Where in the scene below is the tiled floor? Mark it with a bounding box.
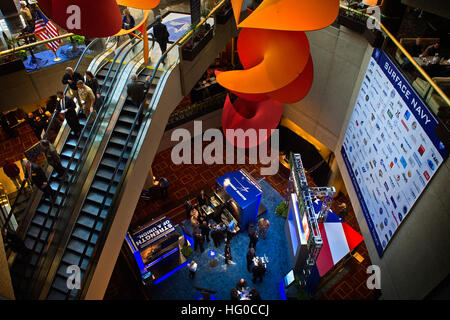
[106,137,379,300]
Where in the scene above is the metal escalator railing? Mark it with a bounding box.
[65,1,229,300]
[9,37,139,299]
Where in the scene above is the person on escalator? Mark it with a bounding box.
[62,67,83,106]
[22,159,55,201]
[153,15,170,64]
[77,80,97,125]
[40,140,66,178]
[127,74,152,125]
[85,71,102,112]
[56,91,82,138]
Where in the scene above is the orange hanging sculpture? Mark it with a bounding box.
[217,0,339,148]
[36,1,160,63]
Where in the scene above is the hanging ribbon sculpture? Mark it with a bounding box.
[217,0,339,148]
[36,0,160,63]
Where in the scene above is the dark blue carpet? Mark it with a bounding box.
[149,179,290,300]
[23,44,87,72]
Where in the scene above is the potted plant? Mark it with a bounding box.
[181,244,193,257]
[70,35,85,52]
[182,23,214,61]
[275,201,288,219]
[216,0,233,24]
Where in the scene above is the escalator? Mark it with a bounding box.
[8,38,139,299]
[46,66,163,299]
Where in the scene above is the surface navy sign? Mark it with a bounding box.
[341,49,447,257]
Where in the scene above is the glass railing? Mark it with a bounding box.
[338,5,450,130]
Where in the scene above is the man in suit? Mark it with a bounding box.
[248,227,259,249]
[193,229,204,253]
[235,278,247,291]
[56,91,82,137]
[252,260,266,283]
[77,80,96,123]
[246,248,255,272]
[199,221,211,243]
[211,225,221,248]
[127,74,151,107]
[153,15,170,63]
[62,67,83,105]
[22,159,55,201]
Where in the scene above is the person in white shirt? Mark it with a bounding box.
[188,260,198,279]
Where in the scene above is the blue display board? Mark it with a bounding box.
[341,48,448,257]
[216,170,262,230]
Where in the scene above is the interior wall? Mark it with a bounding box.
[283,25,371,152]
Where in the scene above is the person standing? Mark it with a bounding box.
[248,227,259,249]
[236,278,247,291]
[257,217,270,240]
[184,200,193,220]
[188,260,198,279]
[227,219,236,243]
[62,67,83,105]
[39,140,65,178]
[211,225,221,248]
[56,91,82,137]
[159,177,169,199]
[246,248,255,272]
[77,80,96,123]
[122,8,136,40]
[197,189,208,207]
[153,15,170,63]
[2,160,22,191]
[22,159,55,201]
[252,260,266,283]
[199,221,211,243]
[230,288,239,300]
[193,229,204,253]
[337,203,348,220]
[224,241,232,265]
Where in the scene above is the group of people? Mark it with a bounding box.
[183,188,271,299]
[402,38,450,77]
[2,138,67,200]
[230,278,261,300]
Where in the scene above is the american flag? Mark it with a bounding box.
[34,7,62,54]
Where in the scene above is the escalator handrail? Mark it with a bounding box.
[43,38,101,140]
[71,2,229,299]
[1,179,27,233]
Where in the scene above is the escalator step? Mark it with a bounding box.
[118,114,136,124]
[66,238,94,257]
[72,226,99,244]
[104,146,123,158]
[27,225,50,241]
[97,167,115,180]
[85,192,112,207]
[81,203,109,219]
[122,105,139,113]
[91,179,117,194]
[31,215,54,230]
[51,275,71,295]
[61,251,82,266]
[100,155,126,169]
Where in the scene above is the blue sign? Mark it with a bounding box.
[217,171,262,230]
[131,218,175,252]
